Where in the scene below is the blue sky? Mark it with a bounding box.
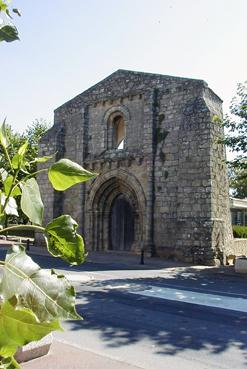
[1,0,247,132]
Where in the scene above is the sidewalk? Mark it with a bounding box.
[26,245,245,278]
[22,340,141,369]
[1,242,245,278]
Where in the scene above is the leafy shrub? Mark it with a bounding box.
[233,225,247,238]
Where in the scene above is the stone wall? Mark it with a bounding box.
[232,239,247,256]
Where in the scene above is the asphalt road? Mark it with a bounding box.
[1,250,247,369]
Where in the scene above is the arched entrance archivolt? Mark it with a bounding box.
[86,169,146,252]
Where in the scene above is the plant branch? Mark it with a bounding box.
[10,168,48,196]
[23,168,48,181]
[2,170,19,214]
[0,225,45,234]
[2,145,13,173]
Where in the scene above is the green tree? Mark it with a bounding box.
[23,119,51,172]
[0,120,50,172]
[229,167,247,198]
[223,82,247,173]
[24,119,50,151]
[0,120,50,223]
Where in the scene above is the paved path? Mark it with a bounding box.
[22,340,142,369]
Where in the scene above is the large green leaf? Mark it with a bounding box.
[48,158,97,191]
[20,178,44,225]
[0,25,19,42]
[45,215,86,265]
[1,245,82,322]
[0,119,9,148]
[0,300,61,358]
[11,141,28,170]
[11,154,20,170]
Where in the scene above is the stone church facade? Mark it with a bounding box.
[38,69,233,265]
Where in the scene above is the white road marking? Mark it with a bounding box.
[129,286,247,313]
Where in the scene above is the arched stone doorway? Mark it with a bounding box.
[86,170,146,253]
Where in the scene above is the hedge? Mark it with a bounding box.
[233,225,247,238]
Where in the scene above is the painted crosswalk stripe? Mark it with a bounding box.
[129,286,247,313]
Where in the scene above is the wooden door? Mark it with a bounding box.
[110,196,134,251]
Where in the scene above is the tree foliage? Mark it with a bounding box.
[0,120,50,173]
[221,82,247,197]
[0,120,50,223]
[229,167,247,198]
[24,119,51,170]
[222,82,247,172]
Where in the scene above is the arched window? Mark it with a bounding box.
[113,115,125,150]
[107,113,126,150]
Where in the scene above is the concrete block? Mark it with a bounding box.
[235,258,247,274]
[15,334,53,363]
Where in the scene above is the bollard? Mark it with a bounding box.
[26,239,30,251]
[140,248,144,265]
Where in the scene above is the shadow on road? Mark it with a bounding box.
[67,270,247,361]
[1,248,247,361]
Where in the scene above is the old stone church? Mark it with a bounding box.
[38,69,233,265]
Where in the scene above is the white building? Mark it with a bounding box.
[230,197,247,226]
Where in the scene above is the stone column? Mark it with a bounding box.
[143,89,158,256]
